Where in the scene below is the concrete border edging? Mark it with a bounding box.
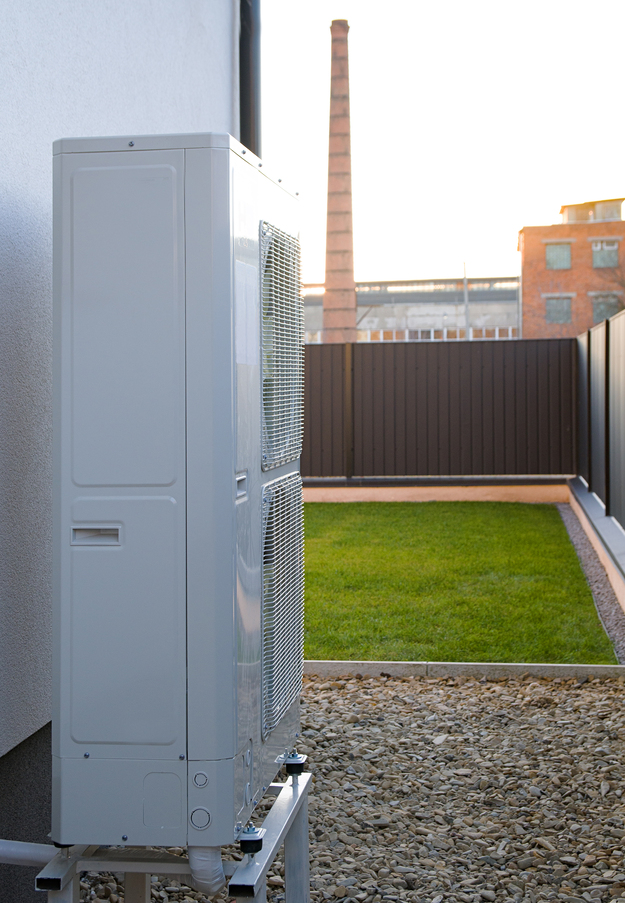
[302,485,570,504]
[304,660,625,680]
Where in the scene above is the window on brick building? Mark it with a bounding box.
[593,295,621,324]
[545,243,571,269]
[545,297,572,324]
[592,240,619,268]
[595,201,622,221]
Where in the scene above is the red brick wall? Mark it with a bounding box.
[520,220,624,338]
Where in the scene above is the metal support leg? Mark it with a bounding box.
[229,774,311,903]
[47,874,79,903]
[124,872,152,903]
[284,789,310,903]
[250,879,268,903]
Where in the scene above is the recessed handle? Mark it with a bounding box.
[72,527,120,545]
[236,472,248,499]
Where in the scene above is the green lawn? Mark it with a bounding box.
[304,501,616,664]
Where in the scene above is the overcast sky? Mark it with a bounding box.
[261,0,625,284]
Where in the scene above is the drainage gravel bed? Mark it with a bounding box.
[267,673,625,903]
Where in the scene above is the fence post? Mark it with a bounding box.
[343,343,354,479]
[605,318,611,516]
[571,337,578,476]
[586,329,593,492]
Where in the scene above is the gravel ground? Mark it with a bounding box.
[290,673,625,903]
[557,504,625,664]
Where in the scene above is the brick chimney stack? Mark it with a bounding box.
[323,19,357,343]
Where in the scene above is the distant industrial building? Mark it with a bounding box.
[304,277,520,344]
[519,198,625,338]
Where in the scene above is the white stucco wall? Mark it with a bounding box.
[0,0,240,758]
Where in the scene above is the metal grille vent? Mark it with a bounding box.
[261,472,304,739]
[261,222,304,471]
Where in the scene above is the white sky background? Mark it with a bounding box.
[261,0,625,284]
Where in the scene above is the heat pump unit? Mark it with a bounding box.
[52,133,304,850]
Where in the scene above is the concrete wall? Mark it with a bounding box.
[0,0,240,760]
[0,724,51,903]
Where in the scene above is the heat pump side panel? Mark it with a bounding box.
[232,154,302,816]
[52,149,187,844]
[185,148,302,843]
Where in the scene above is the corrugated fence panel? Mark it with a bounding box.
[559,338,576,475]
[548,341,563,473]
[393,343,407,475]
[469,343,484,473]
[492,342,506,474]
[577,333,589,483]
[458,343,473,473]
[589,323,607,504]
[536,341,552,473]
[303,339,576,477]
[447,343,463,475]
[301,344,344,477]
[609,311,625,528]
[524,341,539,474]
[506,341,523,474]
[481,342,495,474]
[352,342,370,476]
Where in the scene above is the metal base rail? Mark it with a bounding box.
[228,773,310,903]
[35,774,311,903]
[302,475,571,487]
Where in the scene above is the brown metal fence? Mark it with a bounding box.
[609,312,625,528]
[579,310,625,528]
[301,339,577,478]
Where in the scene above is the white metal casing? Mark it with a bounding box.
[52,133,303,846]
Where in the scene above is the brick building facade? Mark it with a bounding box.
[519,198,625,338]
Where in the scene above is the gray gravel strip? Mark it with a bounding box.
[558,504,625,664]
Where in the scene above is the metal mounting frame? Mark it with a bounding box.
[36,774,311,903]
[229,773,310,902]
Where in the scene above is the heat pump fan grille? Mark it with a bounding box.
[261,222,304,471]
[261,472,304,738]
